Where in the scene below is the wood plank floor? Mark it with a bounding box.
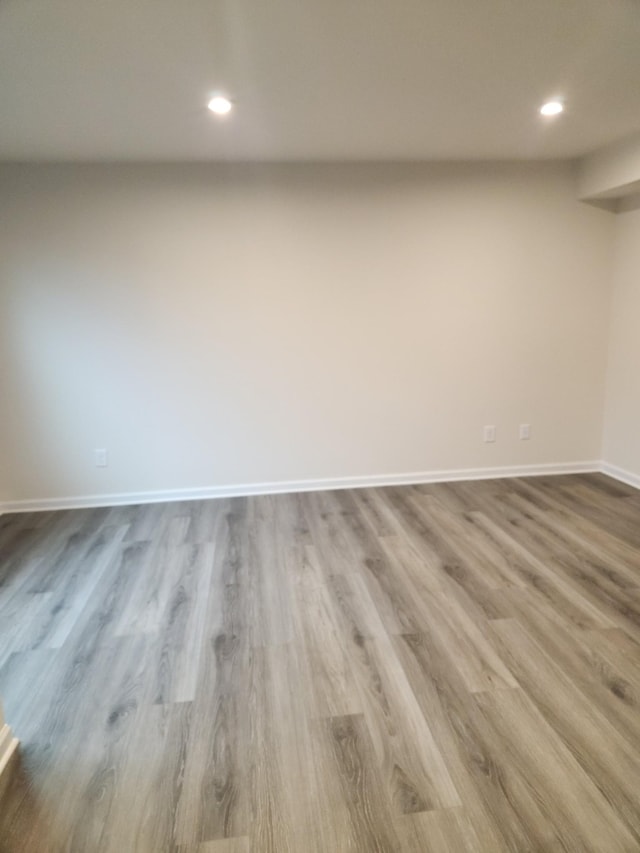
[1,473,640,852]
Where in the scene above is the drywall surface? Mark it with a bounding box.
[579,132,640,200]
[602,194,640,482]
[0,162,614,502]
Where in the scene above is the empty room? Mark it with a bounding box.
[1,1,640,851]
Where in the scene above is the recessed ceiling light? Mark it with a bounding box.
[540,100,564,117]
[208,96,233,115]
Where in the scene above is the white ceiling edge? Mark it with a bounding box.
[2,143,640,211]
[0,158,578,177]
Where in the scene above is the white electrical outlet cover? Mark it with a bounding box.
[483,426,496,443]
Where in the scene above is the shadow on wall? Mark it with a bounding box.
[617,192,640,214]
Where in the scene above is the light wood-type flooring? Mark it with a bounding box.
[1,473,640,851]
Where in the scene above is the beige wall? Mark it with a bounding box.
[0,162,614,503]
[602,194,640,482]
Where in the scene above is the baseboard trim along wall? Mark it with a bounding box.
[0,715,19,805]
[0,460,605,514]
[600,462,640,491]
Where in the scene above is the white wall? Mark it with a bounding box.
[602,193,640,483]
[0,162,614,503]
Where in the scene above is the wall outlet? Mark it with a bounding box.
[483,425,496,443]
[94,448,108,467]
[519,424,531,440]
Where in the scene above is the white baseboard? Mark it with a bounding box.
[0,460,600,514]
[0,724,19,803]
[600,461,640,491]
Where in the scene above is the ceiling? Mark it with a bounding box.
[1,0,639,162]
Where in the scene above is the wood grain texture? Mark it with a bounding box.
[1,473,640,851]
